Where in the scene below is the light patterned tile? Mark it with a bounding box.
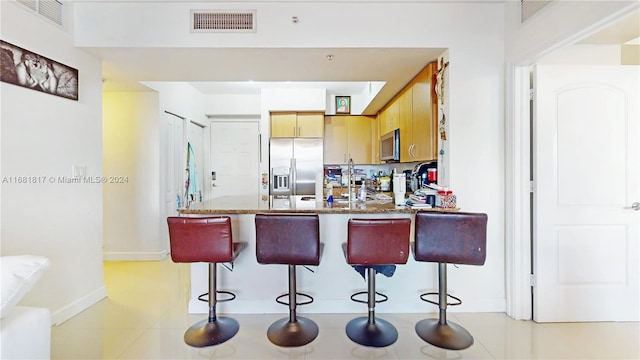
[50,261,640,360]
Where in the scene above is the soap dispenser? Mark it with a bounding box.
[358,182,367,202]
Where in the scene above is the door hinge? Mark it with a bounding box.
[529,88,534,101]
[529,274,535,287]
[529,180,534,193]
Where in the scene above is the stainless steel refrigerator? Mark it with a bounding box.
[269,138,323,196]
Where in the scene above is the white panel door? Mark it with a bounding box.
[210,121,260,205]
[533,65,639,322]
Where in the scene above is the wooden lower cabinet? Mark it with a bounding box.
[324,115,373,164]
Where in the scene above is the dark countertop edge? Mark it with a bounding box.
[177,207,457,215]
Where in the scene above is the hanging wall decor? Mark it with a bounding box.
[0,40,78,101]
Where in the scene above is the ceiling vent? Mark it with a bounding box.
[521,0,553,23]
[190,10,257,33]
[17,0,63,26]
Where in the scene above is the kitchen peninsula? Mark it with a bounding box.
[176,196,475,316]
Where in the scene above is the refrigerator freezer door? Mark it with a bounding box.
[269,138,323,196]
[293,138,323,196]
[269,138,294,195]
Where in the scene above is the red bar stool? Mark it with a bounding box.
[343,218,411,347]
[255,213,322,347]
[167,216,247,347]
[413,211,487,350]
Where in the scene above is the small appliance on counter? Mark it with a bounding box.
[410,161,437,191]
[393,172,406,205]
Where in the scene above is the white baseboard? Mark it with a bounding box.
[50,286,107,326]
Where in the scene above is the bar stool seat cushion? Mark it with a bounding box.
[168,217,246,264]
[413,212,487,265]
[346,218,410,265]
[255,214,320,265]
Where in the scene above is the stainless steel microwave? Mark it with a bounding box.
[380,129,400,162]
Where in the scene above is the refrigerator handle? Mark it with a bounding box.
[291,158,296,195]
[258,134,262,163]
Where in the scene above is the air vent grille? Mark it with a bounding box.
[17,0,37,11]
[521,0,553,23]
[39,0,63,25]
[16,0,63,26]
[191,10,256,33]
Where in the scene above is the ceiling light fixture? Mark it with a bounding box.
[326,54,334,61]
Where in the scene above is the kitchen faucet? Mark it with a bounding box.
[348,157,355,202]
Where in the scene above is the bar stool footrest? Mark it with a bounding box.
[197,290,236,303]
[419,291,462,307]
[350,290,388,304]
[275,292,314,307]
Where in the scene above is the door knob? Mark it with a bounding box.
[628,202,640,211]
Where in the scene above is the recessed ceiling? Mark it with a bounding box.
[93,47,445,114]
[578,9,640,45]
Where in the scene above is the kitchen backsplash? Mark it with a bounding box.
[324,162,420,187]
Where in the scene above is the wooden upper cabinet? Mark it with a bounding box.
[271,112,324,138]
[410,62,438,161]
[398,87,413,162]
[297,112,324,137]
[324,116,348,164]
[371,112,381,164]
[347,115,373,164]
[379,101,399,136]
[324,115,373,164]
[377,61,438,163]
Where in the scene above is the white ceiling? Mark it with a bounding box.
[93,7,639,115]
[95,47,445,114]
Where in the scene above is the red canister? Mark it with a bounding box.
[427,168,437,184]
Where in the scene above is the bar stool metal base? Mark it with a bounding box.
[184,317,240,347]
[267,317,319,347]
[346,317,398,348]
[415,318,474,350]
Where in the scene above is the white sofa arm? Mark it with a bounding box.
[0,306,51,359]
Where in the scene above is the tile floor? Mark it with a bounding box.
[51,260,640,359]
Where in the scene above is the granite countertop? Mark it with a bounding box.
[178,195,454,215]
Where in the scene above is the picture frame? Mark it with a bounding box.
[335,96,351,114]
[0,40,79,101]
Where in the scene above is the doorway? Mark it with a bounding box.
[208,120,261,205]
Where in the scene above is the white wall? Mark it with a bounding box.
[203,94,261,116]
[103,91,162,260]
[0,2,106,324]
[102,82,208,259]
[504,0,638,64]
[74,1,507,310]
